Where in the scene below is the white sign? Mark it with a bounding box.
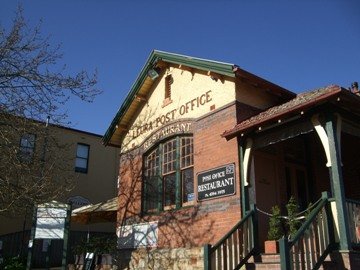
[35,218,65,239]
[37,207,67,218]
[34,205,68,239]
[117,222,158,249]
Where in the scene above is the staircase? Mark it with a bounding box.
[204,192,339,269]
[245,254,282,269]
[245,253,338,270]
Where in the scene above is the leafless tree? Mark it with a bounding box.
[0,7,101,214]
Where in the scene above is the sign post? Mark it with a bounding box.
[61,203,72,270]
[26,205,38,270]
[26,201,71,270]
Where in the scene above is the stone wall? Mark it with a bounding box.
[115,246,204,270]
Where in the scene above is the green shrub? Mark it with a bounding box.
[1,256,25,270]
[286,196,301,237]
[267,205,283,240]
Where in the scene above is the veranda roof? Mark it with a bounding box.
[222,85,360,140]
[71,197,117,224]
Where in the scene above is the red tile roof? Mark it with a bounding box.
[222,85,343,139]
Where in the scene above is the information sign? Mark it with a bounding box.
[34,202,68,239]
[197,163,236,201]
[117,221,158,249]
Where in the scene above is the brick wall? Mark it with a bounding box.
[115,246,204,270]
[116,102,259,248]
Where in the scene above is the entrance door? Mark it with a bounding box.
[254,152,279,251]
[285,164,309,211]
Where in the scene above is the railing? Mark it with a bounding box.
[204,204,258,270]
[279,192,336,270]
[345,198,360,245]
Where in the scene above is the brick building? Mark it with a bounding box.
[104,51,360,269]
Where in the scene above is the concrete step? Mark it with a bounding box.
[245,262,281,270]
[246,254,281,270]
[246,254,337,270]
[252,254,281,263]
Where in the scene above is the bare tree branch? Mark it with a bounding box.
[0,6,101,214]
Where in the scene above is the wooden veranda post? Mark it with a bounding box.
[325,113,350,250]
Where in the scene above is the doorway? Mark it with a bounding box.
[285,164,309,211]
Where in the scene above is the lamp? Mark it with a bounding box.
[147,67,160,80]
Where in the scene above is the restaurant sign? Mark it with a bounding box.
[197,163,235,201]
[141,121,193,151]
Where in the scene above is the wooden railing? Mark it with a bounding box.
[345,199,360,245]
[204,205,258,270]
[279,192,336,270]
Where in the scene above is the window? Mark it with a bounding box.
[143,136,194,212]
[75,143,90,173]
[19,133,36,161]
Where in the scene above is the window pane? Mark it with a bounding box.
[163,139,177,174]
[19,133,36,161]
[75,144,89,173]
[144,176,159,211]
[181,137,193,168]
[20,134,35,148]
[75,158,87,169]
[164,174,176,207]
[77,144,89,158]
[182,167,194,203]
[145,148,159,177]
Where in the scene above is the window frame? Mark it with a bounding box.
[75,143,90,174]
[19,133,36,162]
[142,135,194,213]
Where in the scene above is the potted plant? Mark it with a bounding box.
[265,205,283,253]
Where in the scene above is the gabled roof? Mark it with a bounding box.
[103,50,295,147]
[222,85,360,140]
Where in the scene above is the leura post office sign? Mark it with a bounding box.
[197,163,236,201]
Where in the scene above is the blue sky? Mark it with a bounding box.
[1,0,359,135]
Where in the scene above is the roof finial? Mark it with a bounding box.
[351,82,359,95]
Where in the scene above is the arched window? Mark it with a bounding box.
[143,136,194,212]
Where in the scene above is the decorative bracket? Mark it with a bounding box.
[311,113,342,167]
[243,138,253,186]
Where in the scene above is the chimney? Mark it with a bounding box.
[351,82,359,95]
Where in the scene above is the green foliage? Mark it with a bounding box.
[0,256,25,270]
[267,205,284,240]
[286,196,301,237]
[72,236,117,254]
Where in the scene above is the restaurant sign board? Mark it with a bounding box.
[197,163,235,201]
